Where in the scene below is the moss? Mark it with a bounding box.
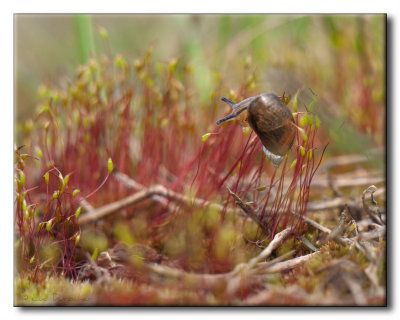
[81,230,109,254]
[276,237,300,257]
[15,276,95,306]
[243,220,260,241]
[283,241,371,294]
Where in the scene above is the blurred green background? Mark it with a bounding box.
[15,14,385,156]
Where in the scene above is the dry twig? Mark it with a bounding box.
[79,184,231,225]
[362,185,384,225]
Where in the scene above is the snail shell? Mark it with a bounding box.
[216,93,296,167]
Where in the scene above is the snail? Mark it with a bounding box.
[216,93,296,167]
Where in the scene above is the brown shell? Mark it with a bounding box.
[247,93,296,156]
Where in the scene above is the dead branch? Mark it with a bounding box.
[79,186,157,225]
[112,170,170,206]
[328,210,351,244]
[254,250,295,272]
[225,228,292,295]
[261,251,319,273]
[112,170,144,191]
[227,187,266,231]
[78,184,233,225]
[357,227,385,241]
[146,263,227,288]
[362,185,384,225]
[79,198,95,212]
[234,228,292,273]
[290,211,331,233]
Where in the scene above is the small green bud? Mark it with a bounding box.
[306,114,313,126]
[300,146,306,157]
[202,133,212,143]
[75,207,82,219]
[38,106,50,116]
[24,209,30,220]
[46,219,53,232]
[300,131,308,143]
[300,115,307,128]
[297,127,308,143]
[290,159,297,169]
[22,199,27,212]
[35,146,43,159]
[64,174,70,187]
[107,158,114,174]
[160,118,169,128]
[92,248,99,261]
[115,55,127,69]
[75,233,81,245]
[72,189,80,197]
[44,172,49,185]
[168,58,178,74]
[37,222,44,232]
[308,150,313,161]
[19,171,25,186]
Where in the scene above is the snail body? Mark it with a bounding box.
[216,93,296,167]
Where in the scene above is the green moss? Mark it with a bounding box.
[276,238,299,257]
[283,241,371,293]
[81,230,109,253]
[15,276,95,306]
[113,222,136,245]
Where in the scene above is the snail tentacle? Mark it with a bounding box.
[216,113,238,125]
[220,97,235,106]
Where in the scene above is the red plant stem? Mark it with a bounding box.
[83,173,110,201]
[218,130,254,189]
